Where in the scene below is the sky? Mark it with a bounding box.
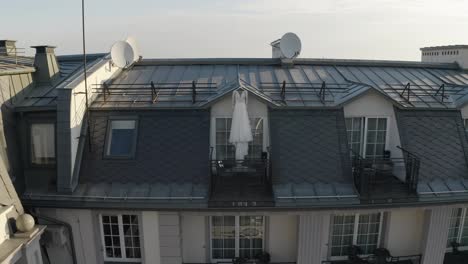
[2,0,468,60]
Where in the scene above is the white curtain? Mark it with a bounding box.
[31,124,55,163]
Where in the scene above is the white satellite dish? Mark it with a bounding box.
[126,36,140,62]
[279,32,301,59]
[111,41,134,68]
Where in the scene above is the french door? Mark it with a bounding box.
[345,117,388,159]
[210,216,264,261]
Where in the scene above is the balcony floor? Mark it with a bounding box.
[361,173,418,204]
[209,171,274,208]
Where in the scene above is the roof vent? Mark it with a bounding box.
[31,45,60,85]
[0,40,17,56]
[420,45,468,69]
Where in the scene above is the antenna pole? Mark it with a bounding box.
[82,0,92,150]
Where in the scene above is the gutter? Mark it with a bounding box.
[24,193,205,200]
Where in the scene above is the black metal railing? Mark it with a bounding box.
[398,146,420,193]
[209,150,272,196]
[351,147,420,199]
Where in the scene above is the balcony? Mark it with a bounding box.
[352,147,420,203]
[208,151,274,208]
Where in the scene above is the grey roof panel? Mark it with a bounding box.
[269,109,356,201]
[79,110,211,201]
[395,109,468,196]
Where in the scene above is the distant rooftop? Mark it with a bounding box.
[420,45,468,51]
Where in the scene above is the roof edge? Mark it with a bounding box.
[136,57,459,69]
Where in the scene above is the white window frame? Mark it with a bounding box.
[329,212,384,261]
[447,208,468,251]
[211,116,267,160]
[104,118,138,158]
[30,122,56,166]
[99,213,142,263]
[209,216,265,262]
[345,116,390,159]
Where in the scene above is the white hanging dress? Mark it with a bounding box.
[229,90,253,160]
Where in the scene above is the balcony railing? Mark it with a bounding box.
[208,148,274,207]
[352,146,420,201]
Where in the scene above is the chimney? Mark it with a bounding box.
[31,45,60,85]
[420,45,468,69]
[270,39,282,59]
[0,40,17,56]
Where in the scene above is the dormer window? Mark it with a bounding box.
[105,119,138,158]
[30,123,55,165]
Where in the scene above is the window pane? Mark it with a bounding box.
[365,118,387,158]
[211,216,236,259]
[215,118,263,159]
[239,216,264,259]
[107,120,136,156]
[101,214,121,259]
[345,117,364,156]
[357,213,381,255]
[31,123,55,165]
[211,216,263,260]
[101,214,141,260]
[331,215,356,257]
[447,208,463,247]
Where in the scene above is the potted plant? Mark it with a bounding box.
[451,241,460,254]
[255,251,271,264]
[232,257,248,264]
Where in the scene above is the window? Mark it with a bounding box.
[211,216,264,261]
[100,214,141,262]
[345,117,388,159]
[365,118,387,158]
[106,120,137,157]
[330,213,383,258]
[215,118,263,160]
[30,123,55,165]
[447,208,468,249]
[346,117,364,156]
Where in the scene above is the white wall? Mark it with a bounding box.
[181,215,206,263]
[62,56,119,175]
[141,211,161,264]
[268,214,298,263]
[460,105,468,119]
[420,207,452,264]
[385,208,424,256]
[159,212,182,264]
[210,91,269,157]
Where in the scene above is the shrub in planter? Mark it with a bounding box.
[232,257,248,264]
[255,251,271,264]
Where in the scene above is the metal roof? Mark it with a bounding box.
[90,59,468,109]
[0,55,35,76]
[14,53,107,109]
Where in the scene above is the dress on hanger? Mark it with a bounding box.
[229,90,253,160]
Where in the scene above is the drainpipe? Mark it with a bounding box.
[31,213,78,264]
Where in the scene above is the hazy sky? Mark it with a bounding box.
[2,0,468,60]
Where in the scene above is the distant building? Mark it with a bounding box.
[2,37,468,264]
[0,40,45,264]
